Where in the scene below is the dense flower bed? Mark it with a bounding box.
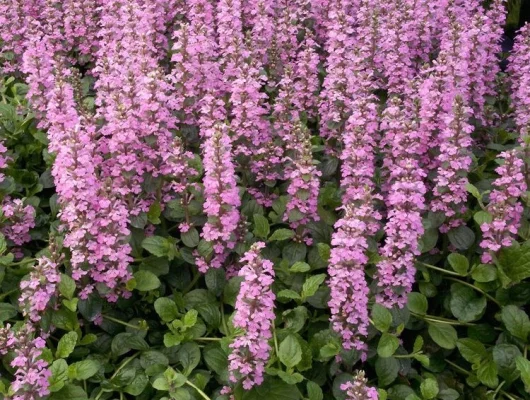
[0,0,530,399]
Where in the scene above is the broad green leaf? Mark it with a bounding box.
[59,274,76,300]
[501,305,530,341]
[407,292,428,315]
[375,357,399,386]
[181,228,199,248]
[279,335,302,369]
[420,378,439,400]
[142,235,170,257]
[253,214,270,239]
[428,322,457,349]
[377,333,399,358]
[155,297,179,322]
[477,359,498,388]
[456,338,487,365]
[69,360,100,380]
[448,226,475,250]
[301,274,326,299]
[497,241,530,286]
[372,303,393,332]
[49,359,68,392]
[516,356,530,392]
[306,381,323,400]
[269,228,295,241]
[450,283,486,322]
[133,270,161,291]
[471,264,497,282]
[447,253,469,276]
[56,331,78,359]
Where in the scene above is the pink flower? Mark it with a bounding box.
[229,242,275,390]
[341,370,379,400]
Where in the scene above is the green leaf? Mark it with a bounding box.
[471,264,497,283]
[301,274,326,299]
[49,359,68,392]
[278,289,301,300]
[473,211,492,225]
[142,236,170,257]
[456,338,487,365]
[111,333,149,356]
[420,378,439,400]
[497,241,530,285]
[181,228,199,248]
[317,243,330,262]
[448,226,475,250]
[372,303,393,332]
[306,381,323,400]
[58,274,76,300]
[164,367,187,387]
[466,183,482,200]
[477,359,498,388]
[69,360,100,380]
[447,253,469,276]
[203,344,228,377]
[375,357,399,386]
[407,292,428,315]
[155,297,179,322]
[269,228,295,241]
[56,331,78,359]
[183,309,198,328]
[377,333,399,358]
[236,376,301,400]
[501,305,530,341]
[290,261,311,273]
[413,336,424,353]
[428,322,457,349]
[492,344,522,384]
[49,384,88,400]
[124,372,148,396]
[516,356,530,392]
[253,214,270,239]
[177,342,201,376]
[450,283,486,322]
[437,389,460,400]
[0,302,17,322]
[133,270,161,291]
[277,370,304,385]
[205,268,226,296]
[279,335,302,369]
[147,201,162,224]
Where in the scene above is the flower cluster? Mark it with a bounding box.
[196,123,241,272]
[341,370,379,400]
[0,324,51,400]
[480,150,526,263]
[1,198,35,246]
[19,250,61,322]
[229,242,275,390]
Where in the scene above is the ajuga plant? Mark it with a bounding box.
[1,0,530,399]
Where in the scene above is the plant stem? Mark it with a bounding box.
[493,381,506,399]
[413,313,475,326]
[446,277,501,306]
[195,337,222,342]
[0,288,17,300]
[95,353,140,400]
[417,261,463,277]
[102,315,149,331]
[272,323,281,369]
[185,379,212,400]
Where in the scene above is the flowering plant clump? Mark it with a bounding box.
[1,1,530,400]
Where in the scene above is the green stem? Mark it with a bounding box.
[493,381,506,399]
[9,258,36,266]
[446,277,501,306]
[0,289,17,300]
[102,315,149,331]
[95,353,140,400]
[195,337,222,342]
[394,353,420,359]
[414,313,475,326]
[417,261,463,277]
[185,379,212,400]
[183,271,201,294]
[272,323,281,369]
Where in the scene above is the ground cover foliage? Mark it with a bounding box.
[1,0,530,400]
